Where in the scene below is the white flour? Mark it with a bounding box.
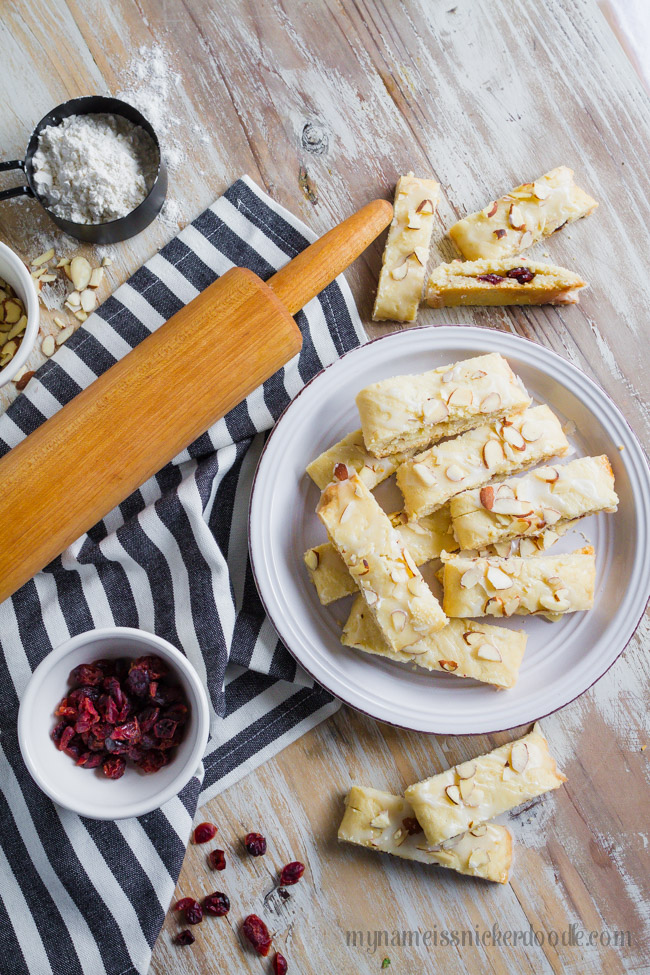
[32,114,159,224]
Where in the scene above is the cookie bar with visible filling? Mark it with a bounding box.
[441,546,595,619]
[450,455,618,552]
[305,507,457,605]
[339,786,512,884]
[404,724,566,845]
[448,166,598,261]
[373,173,440,323]
[342,595,526,688]
[396,404,569,520]
[317,469,447,651]
[306,429,414,492]
[426,258,587,307]
[356,353,531,458]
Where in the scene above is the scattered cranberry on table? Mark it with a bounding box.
[175,897,203,924]
[242,913,272,956]
[193,821,217,844]
[208,848,226,870]
[51,655,189,777]
[203,891,230,917]
[279,861,304,886]
[273,951,289,974]
[175,929,195,946]
[244,831,267,856]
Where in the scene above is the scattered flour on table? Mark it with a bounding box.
[32,114,159,224]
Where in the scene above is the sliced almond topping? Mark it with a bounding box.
[457,761,476,779]
[304,549,319,571]
[468,849,490,869]
[391,610,407,632]
[391,261,409,281]
[479,393,501,413]
[32,247,54,267]
[460,567,481,589]
[390,565,407,584]
[407,211,422,230]
[412,462,437,486]
[485,596,504,615]
[447,387,473,408]
[445,784,462,805]
[439,659,458,672]
[357,558,370,576]
[339,503,354,524]
[519,537,538,558]
[496,483,515,499]
[459,777,475,802]
[470,823,488,837]
[334,462,349,481]
[55,326,74,346]
[508,204,527,231]
[503,426,526,449]
[542,506,561,525]
[483,439,504,468]
[369,810,390,829]
[462,630,485,646]
[491,498,534,517]
[484,201,498,218]
[471,370,487,379]
[415,198,435,215]
[445,464,465,482]
[393,828,407,847]
[533,181,551,200]
[41,334,55,357]
[510,741,529,773]
[479,486,495,510]
[503,595,521,617]
[521,421,542,442]
[441,370,455,383]
[365,589,379,606]
[521,230,534,248]
[486,565,512,590]
[422,398,449,423]
[476,643,502,661]
[413,246,429,266]
[407,577,422,596]
[403,548,418,575]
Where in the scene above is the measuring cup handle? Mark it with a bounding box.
[0,159,33,202]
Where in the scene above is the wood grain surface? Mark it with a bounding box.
[1,1,649,973]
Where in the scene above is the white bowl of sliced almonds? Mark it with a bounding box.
[0,241,40,387]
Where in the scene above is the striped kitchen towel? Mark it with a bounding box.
[0,176,366,975]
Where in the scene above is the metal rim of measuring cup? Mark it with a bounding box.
[0,96,167,244]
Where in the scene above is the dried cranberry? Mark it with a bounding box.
[58,726,76,752]
[139,707,160,733]
[102,756,126,780]
[279,861,304,886]
[402,817,422,835]
[175,929,195,946]
[202,891,230,916]
[137,655,168,679]
[242,914,272,957]
[164,703,189,725]
[184,901,203,925]
[55,699,77,718]
[77,752,103,769]
[104,737,129,754]
[245,832,267,856]
[194,822,218,844]
[273,952,288,975]
[175,897,197,912]
[153,718,177,740]
[74,697,100,734]
[506,266,535,283]
[476,273,504,285]
[68,686,101,706]
[125,667,149,698]
[51,720,68,745]
[111,718,141,742]
[208,849,226,871]
[71,663,105,686]
[137,750,169,773]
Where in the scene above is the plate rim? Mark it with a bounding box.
[249,324,650,735]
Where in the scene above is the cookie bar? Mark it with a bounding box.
[440,546,596,619]
[339,786,512,884]
[405,724,566,845]
[305,507,457,605]
[396,404,569,520]
[448,166,598,261]
[306,429,413,492]
[316,469,447,651]
[357,353,531,458]
[450,455,618,552]
[426,258,587,307]
[373,173,440,323]
[342,595,526,688]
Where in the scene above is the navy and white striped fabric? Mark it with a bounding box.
[0,176,365,975]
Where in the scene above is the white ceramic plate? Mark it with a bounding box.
[249,326,650,734]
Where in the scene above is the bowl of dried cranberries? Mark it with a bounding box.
[18,628,210,819]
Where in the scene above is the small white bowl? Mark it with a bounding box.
[0,241,40,387]
[18,628,210,820]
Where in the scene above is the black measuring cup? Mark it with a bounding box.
[0,95,167,244]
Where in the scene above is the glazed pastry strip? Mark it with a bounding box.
[317,471,447,652]
[339,786,512,884]
[426,258,587,307]
[404,725,566,845]
[450,454,618,552]
[356,352,531,458]
[373,173,440,323]
[342,595,526,689]
[396,404,569,520]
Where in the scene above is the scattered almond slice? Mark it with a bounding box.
[41,335,55,357]
[39,273,58,283]
[55,326,75,346]
[510,741,529,773]
[80,289,97,313]
[88,267,104,288]
[476,643,502,661]
[69,256,92,291]
[445,784,462,805]
[74,310,88,322]
[67,291,81,307]
[457,761,476,779]
[482,439,504,468]
[32,248,55,267]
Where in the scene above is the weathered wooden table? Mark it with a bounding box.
[1,1,648,972]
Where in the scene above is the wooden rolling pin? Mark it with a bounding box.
[0,198,392,605]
